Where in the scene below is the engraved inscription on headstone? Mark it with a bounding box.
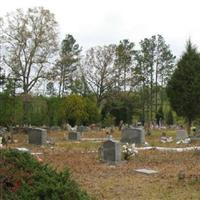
[102,139,121,164]
[68,131,81,140]
[28,128,47,145]
[121,128,145,145]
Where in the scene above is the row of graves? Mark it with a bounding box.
[67,126,200,165]
[1,125,200,166]
[67,126,147,164]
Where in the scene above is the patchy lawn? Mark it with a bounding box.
[6,129,200,200]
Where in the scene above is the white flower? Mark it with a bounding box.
[131,143,135,148]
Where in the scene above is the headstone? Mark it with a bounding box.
[49,126,61,131]
[28,128,47,145]
[176,129,188,141]
[102,139,121,164]
[68,131,81,140]
[121,127,145,145]
[77,125,87,133]
[190,129,200,141]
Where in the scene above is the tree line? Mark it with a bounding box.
[0,7,180,127]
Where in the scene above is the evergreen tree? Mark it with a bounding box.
[167,40,200,133]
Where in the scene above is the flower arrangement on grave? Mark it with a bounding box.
[122,143,138,160]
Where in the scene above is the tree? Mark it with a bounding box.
[61,95,88,126]
[165,109,174,126]
[101,91,136,125]
[167,41,200,133]
[153,35,175,111]
[83,45,116,106]
[53,34,81,97]
[70,75,90,96]
[155,106,164,126]
[114,39,135,91]
[1,7,58,94]
[135,35,175,124]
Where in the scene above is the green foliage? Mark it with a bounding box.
[62,95,88,126]
[102,92,136,125]
[54,34,82,97]
[83,97,100,125]
[1,149,93,200]
[0,93,23,125]
[47,97,63,126]
[165,109,174,125]
[114,39,135,91]
[61,95,100,126]
[0,93,100,127]
[101,113,115,127]
[155,106,164,125]
[29,96,48,125]
[167,40,200,128]
[135,35,175,123]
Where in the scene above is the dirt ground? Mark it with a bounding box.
[7,130,200,200]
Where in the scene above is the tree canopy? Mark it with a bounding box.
[1,7,58,94]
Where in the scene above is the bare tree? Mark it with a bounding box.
[82,45,116,105]
[0,7,58,94]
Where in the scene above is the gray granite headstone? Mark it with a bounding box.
[77,125,89,134]
[49,126,61,131]
[121,128,145,145]
[102,139,121,164]
[68,131,81,140]
[176,129,188,141]
[28,128,47,145]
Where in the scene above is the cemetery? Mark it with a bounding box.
[1,125,200,200]
[1,3,200,200]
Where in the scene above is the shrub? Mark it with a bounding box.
[1,149,94,200]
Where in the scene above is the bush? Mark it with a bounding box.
[1,149,94,200]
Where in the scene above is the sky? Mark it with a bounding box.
[0,0,200,58]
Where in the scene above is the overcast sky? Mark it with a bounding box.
[1,0,200,57]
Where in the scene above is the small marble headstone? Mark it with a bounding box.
[102,139,121,164]
[135,168,158,175]
[28,128,47,145]
[121,127,145,145]
[68,131,81,140]
[176,129,188,141]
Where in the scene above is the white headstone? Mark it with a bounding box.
[176,129,188,141]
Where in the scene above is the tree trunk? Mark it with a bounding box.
[155,63,158,114]
[187,118,192,135]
